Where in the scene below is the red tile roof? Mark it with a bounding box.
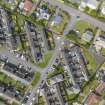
[24,0,33,12]
[96,82,105,94]
[85,92,101,105]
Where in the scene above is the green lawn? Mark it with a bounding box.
[32,0,38,2]
[31,72,41,86]
[82,48,97,74]
[101,48,105,56]
[64,0,79,9]
[36,51,53,68]
[38,96,46,105]
[12,102,19,105]
[0,101,5,105]
[75,20,96,35]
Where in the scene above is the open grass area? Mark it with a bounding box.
[82,48,97,74]
[12,102,19,105]
[31,72,41,86]
[0,101,5,105]
[49,11,70,34]
[38,96,46,105]
[57,0,64,3]
[1,0,19,10]
[75,20,96,35]
[64,0,79,9]
[32,0,38,2]
[0,97,6,105]
[36,51,53,68]
[101,48,105,56]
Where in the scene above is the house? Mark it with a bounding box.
[51,15,62,26]
[95,82,105,94]
[24,0,33,12]
[101,1,105,15]
[80,0,100,10]
[94,35,105,51]
[36,8,51,20]
[19,0,33,13]
[82,30,93,42]
[84,92,101,105]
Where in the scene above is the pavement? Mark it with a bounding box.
[0,48,41,72]
[44,0,105,32]
[0,0,105,105]
[24,0,105,104]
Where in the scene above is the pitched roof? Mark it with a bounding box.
[96,82,105,94]
[24,0,33,12]
[84,92,101,105]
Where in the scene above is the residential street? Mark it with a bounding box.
[25,0,105,104]
[0,0,105,105]
[44,0,105,31]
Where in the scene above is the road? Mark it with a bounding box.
[44,0,105,32]
[25,32,66,105]
[0,0,105,105]
[0,48,41,72]
[63,15,77,35]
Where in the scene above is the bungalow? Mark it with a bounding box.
[94,35,105,52]
[82,30,93,42]
[19,0,33,13]
[36,8,50,20]
[79,0,100,10]
[84,92,101,105]
[51,15,62,26]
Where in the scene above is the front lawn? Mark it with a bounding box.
[31,72,41,86]
[82,48,97,74]
[75,20,96,35]
[101,48,105,56]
